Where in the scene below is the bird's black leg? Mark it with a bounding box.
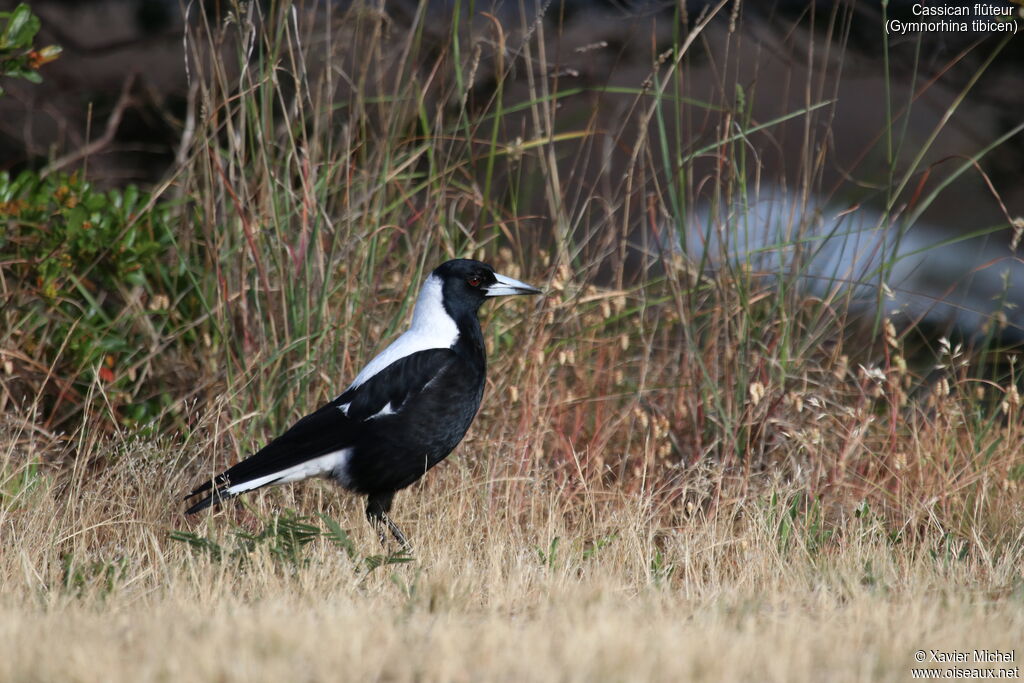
[366,492,411,551]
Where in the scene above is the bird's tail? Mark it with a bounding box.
[183,440,352,515]
[183,486,233,515]
[183,477,236,514]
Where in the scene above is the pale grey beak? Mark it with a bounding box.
[485,272,542,297]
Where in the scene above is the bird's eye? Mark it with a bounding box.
[467,276,481,287]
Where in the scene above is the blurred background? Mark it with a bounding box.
[4,0,1022,336]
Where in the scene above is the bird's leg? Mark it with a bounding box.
[381,512,410,550]
[366,492,412,552]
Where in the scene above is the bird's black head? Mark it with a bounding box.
[431,259,542,318]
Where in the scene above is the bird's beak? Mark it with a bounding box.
[485,272,543,297]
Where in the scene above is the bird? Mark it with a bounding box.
[184,259,541,549]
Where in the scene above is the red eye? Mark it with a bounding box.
[467,277,481,287]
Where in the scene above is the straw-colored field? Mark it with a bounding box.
[2,418,1022,682]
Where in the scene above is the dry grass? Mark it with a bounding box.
[2,404,1023,682]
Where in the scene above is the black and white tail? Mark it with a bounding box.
[184,404,355,514]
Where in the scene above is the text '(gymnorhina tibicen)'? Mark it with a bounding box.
[184,259,541,548]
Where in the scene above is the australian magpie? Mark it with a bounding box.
[184,259,541,548]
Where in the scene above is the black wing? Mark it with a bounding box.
[184,348,457,512]
[335,347,458,422]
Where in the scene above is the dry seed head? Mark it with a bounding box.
[748,381,766,406]
[884,319,898,348]
[1001,385,1020,414]
[658,442,673,459]
[790,427,824,450]
[550,264,571,293]
[509,385,519,403]
[834,355,849,381]
[728,0,740,31]
[859,364,886,383]
[507,136,525,163]
[1011,216,1023,251]
[653,414,670,440]
[149,294,170,311]
[987,309,1011,333]
[620,334,630,351]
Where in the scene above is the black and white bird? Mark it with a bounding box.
[184,259,541,548]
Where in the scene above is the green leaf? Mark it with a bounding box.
[1,5,40,50]
[317,513,357,559]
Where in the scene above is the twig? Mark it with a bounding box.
[41,72,137,178]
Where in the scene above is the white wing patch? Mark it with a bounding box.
[224,448,352,495]
[345,274,459,391]
[367,402,397,420]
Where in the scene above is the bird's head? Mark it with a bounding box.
[431,259,542,315]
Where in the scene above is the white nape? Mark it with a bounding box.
[224,448,352,495]
[346,274,459,390]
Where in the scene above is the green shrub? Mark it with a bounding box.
[0,171,184,427]
[0,3,60,94]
